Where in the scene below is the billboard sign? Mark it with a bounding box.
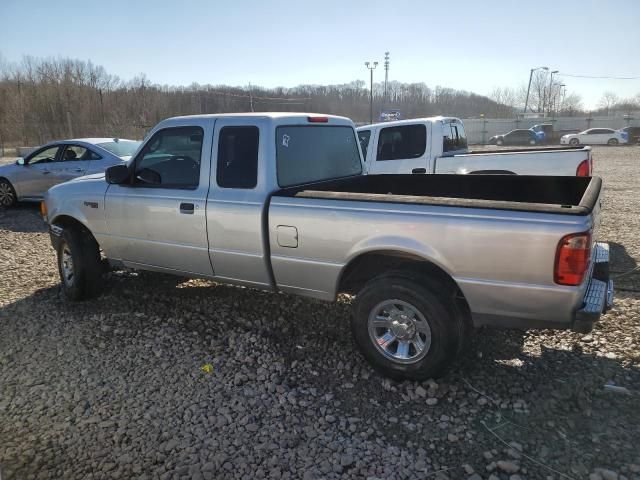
[380,110,401,122]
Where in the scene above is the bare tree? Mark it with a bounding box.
[598,91,619,116]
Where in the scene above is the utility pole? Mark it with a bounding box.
[99,89,105,127]
[365,61,378,124]
[524,66,548,114]
[248,83,254,112]
[383,52,390,109]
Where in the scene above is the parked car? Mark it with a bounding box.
[43,113,613,380]
[530,123,580,144]
[560,128,627,146]
[0,138,141,207]
[488,129,539,146]
[619,126,640,144]
[357,117,593,176]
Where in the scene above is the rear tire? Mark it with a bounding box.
[351,273,461,380]
[57,226,104,301]
[0,179,17,207]
[569,138,580,146]
[607,138,619,145]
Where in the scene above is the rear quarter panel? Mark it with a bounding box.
[435,149,589,176]
[268,196,594,325]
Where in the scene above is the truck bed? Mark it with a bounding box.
[275,174,601,215]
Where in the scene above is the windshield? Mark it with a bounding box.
[97,140,142,158]
[276,125,362,187]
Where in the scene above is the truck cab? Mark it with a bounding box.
[357,116,468,174]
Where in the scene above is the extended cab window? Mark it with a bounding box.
[217,126,259,189]
[358,130,371,160]
[377,124,426,161]
[134,127,203,189]
[276,125,361,187]
[443,123,467,152]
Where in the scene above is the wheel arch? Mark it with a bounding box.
[337,249,467,304]
[50,214,99,247]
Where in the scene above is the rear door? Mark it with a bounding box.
[368,123,429,174]
[205,118,271,287]
[53,144,90,184]
[104,123,213,275]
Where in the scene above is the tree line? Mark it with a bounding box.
[0,56,509,146]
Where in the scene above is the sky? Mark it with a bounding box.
[1,0,639,110]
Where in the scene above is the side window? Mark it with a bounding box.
[357,130,371,160]
[217,126,259,189]
[134,126,203,189]
[27,146,60,165]
[444,123,467,152]
[377,124,426,161]
[62,145,102,161]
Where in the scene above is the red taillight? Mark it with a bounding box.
[576,158,590,176]
[554,232,592,286]
[307,116,328,123]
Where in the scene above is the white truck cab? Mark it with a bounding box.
[358,117,467,174]
[357,116,593,176]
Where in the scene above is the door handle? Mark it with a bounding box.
[42,170,51,175]
[74,168,84,172]
[412,168,426,174]
[179,202,195,214]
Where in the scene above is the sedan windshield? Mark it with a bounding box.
[97,140,142,157]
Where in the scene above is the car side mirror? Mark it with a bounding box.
[105,164,130,184]
[135,167,161,185]
[16,158,25,166]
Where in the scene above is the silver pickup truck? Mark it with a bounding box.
[43,113,613,380]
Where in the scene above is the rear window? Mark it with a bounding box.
[276,126,362,187]
[98,140,141,157]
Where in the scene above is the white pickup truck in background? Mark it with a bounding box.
[357,117,593,176]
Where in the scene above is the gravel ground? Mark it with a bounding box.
[1,146,639,480]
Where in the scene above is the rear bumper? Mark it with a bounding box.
[572,243,614,333]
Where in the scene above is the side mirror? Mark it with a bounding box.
[135,167,161,185]
[16,158,25,166]
[105,164,130,184]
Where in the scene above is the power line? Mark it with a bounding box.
[559,72,640,80]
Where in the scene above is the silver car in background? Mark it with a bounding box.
[0,138,141,207]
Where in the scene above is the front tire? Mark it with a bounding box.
[351,274,460,380]
[496,139,504,146]
[569,138,580,146]
[0,179,17,207]
[57,227,104,301]
[607,138,619,145]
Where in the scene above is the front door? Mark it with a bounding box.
[104,124,214,276]
[20,145,63,197]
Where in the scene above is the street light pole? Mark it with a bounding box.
[365,61,378,124]
[546,70,558,116]
[524,66,548,114]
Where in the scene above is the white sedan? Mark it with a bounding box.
[561,128,627,146]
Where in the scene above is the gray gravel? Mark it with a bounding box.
[1,146,639,480]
